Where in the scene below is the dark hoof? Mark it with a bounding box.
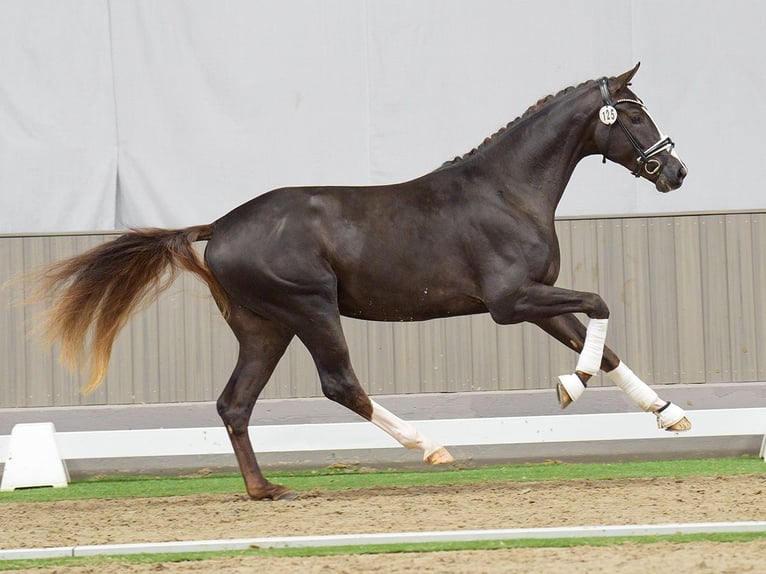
[248,483,296,501]
[556,381,573,409]
[271,489,297,501]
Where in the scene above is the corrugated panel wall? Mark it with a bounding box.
[2,212,765,408]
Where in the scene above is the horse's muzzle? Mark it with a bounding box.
[655,158,688,193]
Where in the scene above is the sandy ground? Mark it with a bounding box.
[2,474,765,572]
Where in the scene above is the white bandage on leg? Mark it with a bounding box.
[575,318,608,375]
[557,373,586,403]
[607,361,663,412]
[608,362,689,429]
[370,400,442,460]
[556,319,608,408]
[654,401,686,430]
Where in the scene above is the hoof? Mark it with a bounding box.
[556,381,573,409]
[272,489,298,501]
[665,416,692,432]
[248,483,296,501]
[425,446,454,465]
[556,373,585,409]
[655,402,692,432]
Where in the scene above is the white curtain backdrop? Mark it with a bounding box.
[0,0,763,233]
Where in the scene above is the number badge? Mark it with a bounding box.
[599,105,618,125]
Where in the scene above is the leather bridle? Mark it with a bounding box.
[598,77,675,177]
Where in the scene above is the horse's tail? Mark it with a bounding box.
[32,224,230,393]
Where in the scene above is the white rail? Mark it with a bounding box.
[1,408,765,490]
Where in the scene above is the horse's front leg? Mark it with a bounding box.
[532,312,620,397]
[485,281,611,405]
[552,315,609,407]
[534,314,691,431]
[484,281,690,431]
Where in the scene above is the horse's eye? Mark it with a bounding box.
[630,115,643,125]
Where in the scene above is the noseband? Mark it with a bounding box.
[598,77,674,177]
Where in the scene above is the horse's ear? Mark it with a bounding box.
[610,62,640,97]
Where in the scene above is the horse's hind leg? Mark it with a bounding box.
[286,298,453,464]
[218,306,296,500]
[534,314,691,431]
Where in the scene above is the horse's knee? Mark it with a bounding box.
[587,293,610,319]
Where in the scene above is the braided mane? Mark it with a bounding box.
[439,79,595,168]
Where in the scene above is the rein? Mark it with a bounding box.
[598,77,674,177]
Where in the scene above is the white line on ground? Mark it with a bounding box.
[2,521,765,561]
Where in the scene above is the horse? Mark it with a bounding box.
[35,63,689,500]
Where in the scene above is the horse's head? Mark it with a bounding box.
[596,63,687,192]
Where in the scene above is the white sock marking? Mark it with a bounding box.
[370,400,442,458]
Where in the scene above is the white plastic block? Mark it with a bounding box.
[0,423,69,491]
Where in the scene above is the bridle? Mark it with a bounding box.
[598,77,674,177]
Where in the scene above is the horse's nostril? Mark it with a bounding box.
[678,165,688,180]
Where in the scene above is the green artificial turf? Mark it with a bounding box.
[1,456,762,503]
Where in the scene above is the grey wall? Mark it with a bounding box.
[3,210,764,409]
[1,1,765,233]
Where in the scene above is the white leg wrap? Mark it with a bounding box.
[370,400,442,459]
[607,361,663,412]
[558,373,585,402]
[575,319,608,375]
[608,362,688,429]
[655,401,687,430]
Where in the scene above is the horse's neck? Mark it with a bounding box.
[487,92,597,214]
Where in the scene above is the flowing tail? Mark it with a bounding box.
[32,224,229,392]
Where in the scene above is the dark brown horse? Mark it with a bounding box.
[36,64,689,500]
